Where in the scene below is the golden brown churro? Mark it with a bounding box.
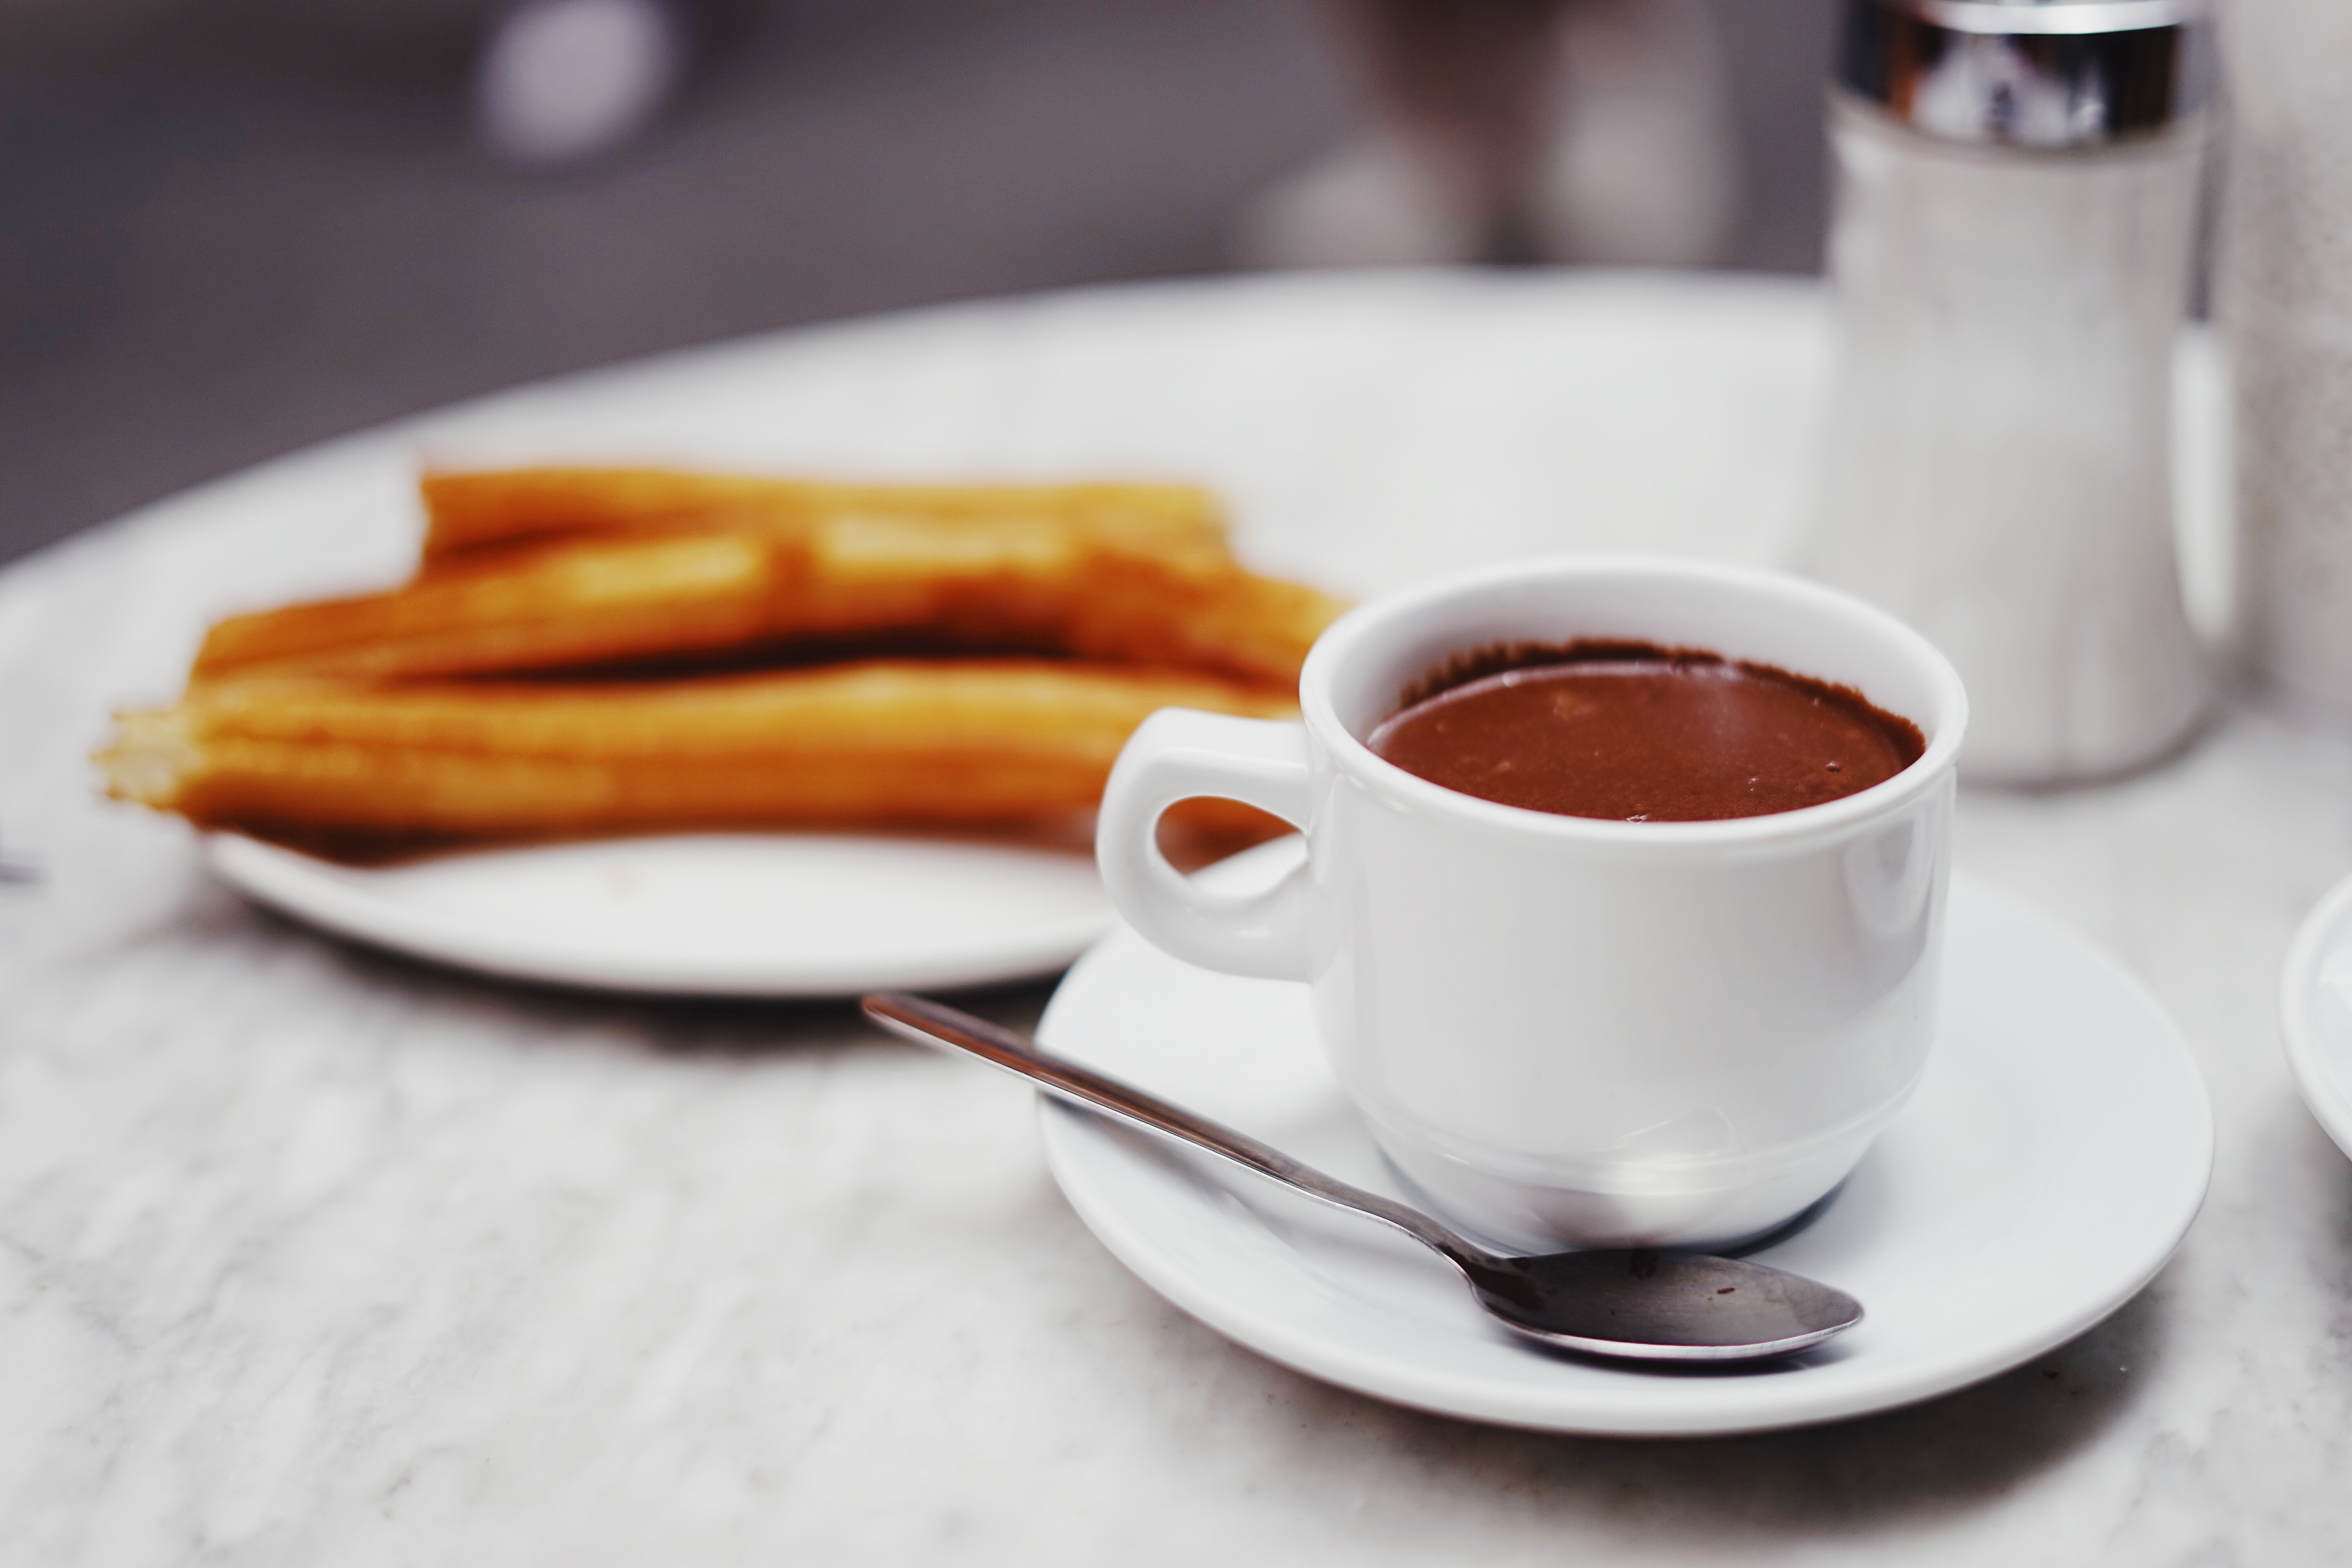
[102,661,1297,840]
[418,467,1230,565]
[192,512,1345,690]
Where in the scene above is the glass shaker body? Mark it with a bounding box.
[1800,97,2207,783]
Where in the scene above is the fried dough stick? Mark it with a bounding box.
[191,515,1347,690]
[101,661,1297,840]
[419,467,1230,567]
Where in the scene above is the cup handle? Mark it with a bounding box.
[1096,708,1315,981]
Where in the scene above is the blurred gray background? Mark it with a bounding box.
[0,0,1835,566]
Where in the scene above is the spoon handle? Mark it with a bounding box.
[862,993,1487,1267]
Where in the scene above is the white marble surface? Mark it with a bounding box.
[3,271,2348,1564]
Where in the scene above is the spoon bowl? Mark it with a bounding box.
[1461,1247,1860,1361]
[863,993,1862,1364]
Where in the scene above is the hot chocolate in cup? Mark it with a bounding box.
[1097,555,1969,1253]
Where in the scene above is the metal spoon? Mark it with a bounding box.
[862,993,1862,1364]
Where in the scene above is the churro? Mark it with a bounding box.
[192,512,1345,689]
[103,661,1298,841]
[419,467,1230,566]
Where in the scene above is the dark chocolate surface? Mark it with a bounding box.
[1368,642,1924,823]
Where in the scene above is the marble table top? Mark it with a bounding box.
[3,270,2347,1564]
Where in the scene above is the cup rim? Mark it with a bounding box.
[1298,553,1969,851]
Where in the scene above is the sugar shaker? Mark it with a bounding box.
[1797,0,2213,783]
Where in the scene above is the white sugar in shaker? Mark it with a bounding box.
[1797,0,2212,782]
[2218,0,2352,720]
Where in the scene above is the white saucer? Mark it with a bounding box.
[1036,848,2212,1436]
[209,830,1111,996]
[2282,870,2352,1161]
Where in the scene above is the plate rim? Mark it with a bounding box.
[1036,873,2213,1436]
[206,830,1112,997]
[2281,869,2352,1159]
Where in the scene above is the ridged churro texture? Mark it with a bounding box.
[194,509,1345,690]
[102,661,1299,840]
[418,467,1231,564]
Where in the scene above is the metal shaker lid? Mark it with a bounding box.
[1836,0,2213,148]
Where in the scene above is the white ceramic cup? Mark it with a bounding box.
[1097,555,1968,1252]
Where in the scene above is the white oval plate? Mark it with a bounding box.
[2282,870,2352,1160]
[209,831,1111,996]
[1036,850,2212,1436]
